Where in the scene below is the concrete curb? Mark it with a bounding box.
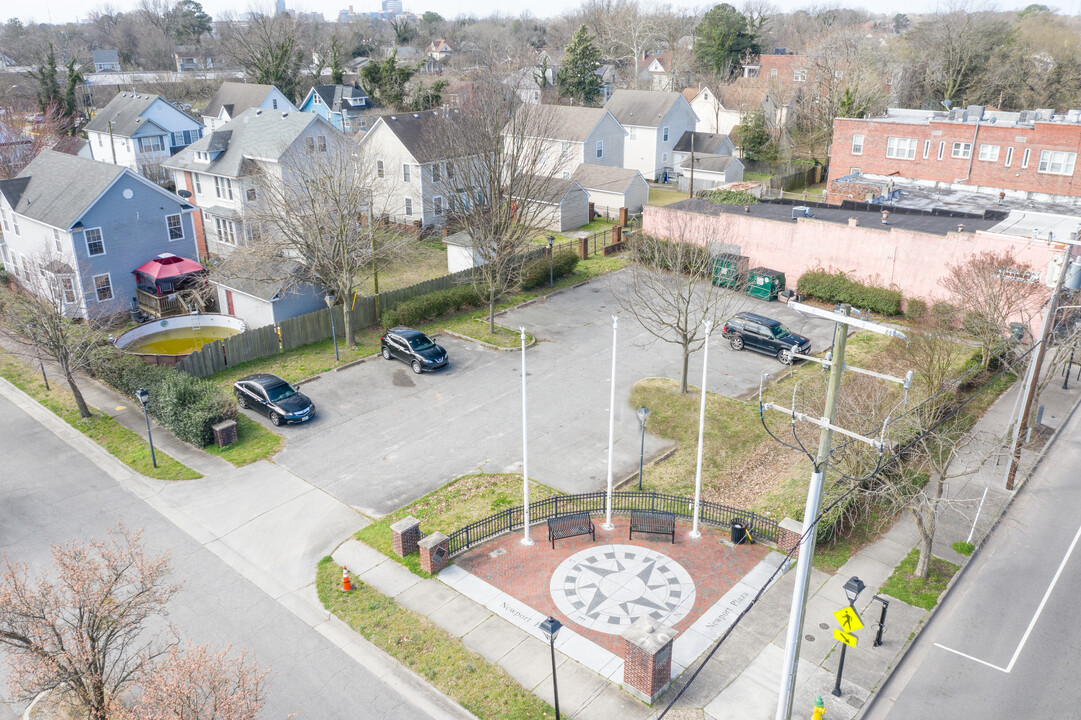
[441,329,537,352]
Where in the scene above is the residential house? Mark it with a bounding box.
[427,39,455,63]
[512,177,590,232]
[163,108,345,259]
[683,87,740,136]
[671,131,744,192]
[201,82,297,131]
[213,252,325,328]
[671,131,737,168]
[637,52,690,92]
[91,49,121,73]
[0,119,33,174]
[502,105,626,179]
[570,165,649,214]
[299,82,376,134]
[174,47,216,72]
[605,90,697,181]
[505,65,557,105]
[85,92,205,181]
[595,64,618,103]
[0,150,198,319]
[359,108,475,228]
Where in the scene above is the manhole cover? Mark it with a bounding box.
[819,623,830,630]
[804,634,815,642]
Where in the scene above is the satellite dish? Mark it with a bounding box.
[941,99,952,109]
[177,189,192,198]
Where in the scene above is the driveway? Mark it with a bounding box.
[251,270,837,516]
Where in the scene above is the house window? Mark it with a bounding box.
[561,141,570,156]
[886,137,917,160]
[434,196,443,215]
[60,276,76,304]
[923,140,930,159]
[562,171,570,179]
[246,187,256,202]
[1005,147,1014,167]
[272,99,278,110]
[377,160,385,178]
[1,210,8,232]
[629,128,637,141]
[596,140,604,159]
[978,144,1000,162]
[432,163,441,182]
[318,136,327,152]
[851,134,864,155]
[138,136,164,153]
[403,164,411,182]
[10,213,18,236]
[662,126,670,142]
[214,176,233,200]
[98,135,103,146]
[166,214,183,240]
[404,198,413,216]
[938,141,945,160]
[213,216,237,245]
[314,94,322,105]
[193,174,202,194]
[445,162,453,180]
[93,273,113,302]
[1038,150,1076,175]
[951,142,972,159]
[1022,148,1031,168]
[85,228,105,256]
[662,152,669,162]
[769,68,778,78]
[53,228,62,252]
[833,70,844,79]
[793,68,807,82]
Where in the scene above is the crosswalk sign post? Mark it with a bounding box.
[832,576,867,697]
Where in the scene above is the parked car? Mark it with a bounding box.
[381,327,448,373]
[722,311,810,365]
[234,373,315,426]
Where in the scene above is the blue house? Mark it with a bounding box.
[0,151,199,320]
[299,83,376,134]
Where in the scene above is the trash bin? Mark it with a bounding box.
[731,521,747,545]
[712,253,750,289]
[747,267,787,301]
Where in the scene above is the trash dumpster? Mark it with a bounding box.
[731,521,747,545]
[712,253,750,289]
[747,267,786,301]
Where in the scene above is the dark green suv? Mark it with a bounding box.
[722,312,810,365]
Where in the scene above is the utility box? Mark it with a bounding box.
[712,253,750,290]
[747,267,786,301]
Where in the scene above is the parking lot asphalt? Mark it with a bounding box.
[252,270,838,517]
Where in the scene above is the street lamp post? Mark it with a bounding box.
[539,616,563,719]
[325,295,339,363]
[136,388,157,468]
[547,235,555,288]
[636,406,650,491]
[832,576,865,697]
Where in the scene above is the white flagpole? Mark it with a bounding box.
[604,315,618,530]
[521,327,533,546]
[690,320,712,538]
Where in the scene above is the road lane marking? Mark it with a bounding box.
[934,520,1081,673]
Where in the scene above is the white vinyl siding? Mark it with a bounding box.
[886,137,917,160]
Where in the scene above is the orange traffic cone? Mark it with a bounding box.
[341,565,352,593]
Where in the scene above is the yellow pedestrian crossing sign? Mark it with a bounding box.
[833,628,858,647]
[833,606,864,632]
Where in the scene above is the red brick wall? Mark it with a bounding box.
[829,116,1081,199]
[623,639,673,699]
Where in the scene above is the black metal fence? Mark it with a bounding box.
[445,490,779,557]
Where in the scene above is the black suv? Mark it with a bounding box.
[381,327,449,373]
[722,312,810,365]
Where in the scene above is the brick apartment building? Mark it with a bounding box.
[828,107,1081,202]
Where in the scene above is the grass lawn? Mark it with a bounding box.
[353,239,450,295]
[434,317,530,348]
[744,172,772,183]
[316,558,556,720]
[206,333,382,390]
[356,473,561,575]
[880,548,959,609]
[0,352,201,481]
[648,185,690,206]
[203,413,284,466]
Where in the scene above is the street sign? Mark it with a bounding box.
[833,628,858,647]
[833,606,864,632]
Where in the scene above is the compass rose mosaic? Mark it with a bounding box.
[550,544,697,634]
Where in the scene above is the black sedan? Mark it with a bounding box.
[234,373,315,426]
[381,327,448,373]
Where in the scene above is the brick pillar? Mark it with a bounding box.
[419,532,449,574]
[618,207,628,226]
[578,236,589,260]
[621,617,676,705]
[588,201,595,220]
[778,517,802,559]
[391,516,421,557]
[611,225,622,245]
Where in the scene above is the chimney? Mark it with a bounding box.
[354,80,359,89]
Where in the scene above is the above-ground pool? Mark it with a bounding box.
[116,314,247,360]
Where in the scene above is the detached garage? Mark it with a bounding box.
[516,178,590,233]
[679,155,745,193]
[213,253,326,329]
[571,165,650,214]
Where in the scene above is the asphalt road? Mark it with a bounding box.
[263,270,836,516]
[863,403,1081,718]
[0,391,461,720]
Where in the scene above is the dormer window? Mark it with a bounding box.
[196,151,210,162]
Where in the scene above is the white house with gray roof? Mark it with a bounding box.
[85,92,204,180]
[163,108,345,259]
[0,151,198,319]
[91,49,121,72]
[605,90,697,181]
[502,105,626,179]
[570,165,649,214]
[201,82,297,130]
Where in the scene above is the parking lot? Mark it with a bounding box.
[246,270,837,517]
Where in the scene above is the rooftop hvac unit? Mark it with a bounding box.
[1036,108,1055,121]
[1018,110,1035,124]
[791,206,812,219]
[966,105,985,120]
[1068,108,1081,123]
[948,108,966,122]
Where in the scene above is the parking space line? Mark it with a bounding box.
[934,519,1081,673]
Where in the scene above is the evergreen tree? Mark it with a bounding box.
[62,58,84,121]
[694,4,761,78]
[29,44,62,115]
[361,51,416,111]
[556,25,603,106]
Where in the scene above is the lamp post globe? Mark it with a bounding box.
[539,616,563,719]
[136,388,156,468]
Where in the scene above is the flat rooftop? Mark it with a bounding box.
[854,106,1081,130]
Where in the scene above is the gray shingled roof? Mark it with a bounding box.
[92,49,120,65]
[680,155,737,173]
[507,106,614,143]
[375,108,460,163]
[85,93,170,136]
[164,108,321,178]
[0,151,125,229]
[311,84,371,113]
[672,131,732,155]
[213,252,307,301]
[605,90,684,128]
[203,82,279,120]
[511,177,584,205]
[570,165,644,194]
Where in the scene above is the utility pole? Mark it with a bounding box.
[688,133,695,198]
[1004,241,1075,490]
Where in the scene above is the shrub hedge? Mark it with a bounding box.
[92,351,235,447]
[697,188,759,206]
[796,268,903,316]
[905,298,927,319]
[519,249,580,291]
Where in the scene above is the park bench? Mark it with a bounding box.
[547,512,595,549]
[629,510,676,543]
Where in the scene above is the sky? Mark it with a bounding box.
[11,0,1063,27]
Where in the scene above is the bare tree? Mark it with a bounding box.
[604,1,659,90]
[0,104,76,180]
[216,12,303,102]
[0,526,180,720]
[424,80,567,333]
[611,225,746,393]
